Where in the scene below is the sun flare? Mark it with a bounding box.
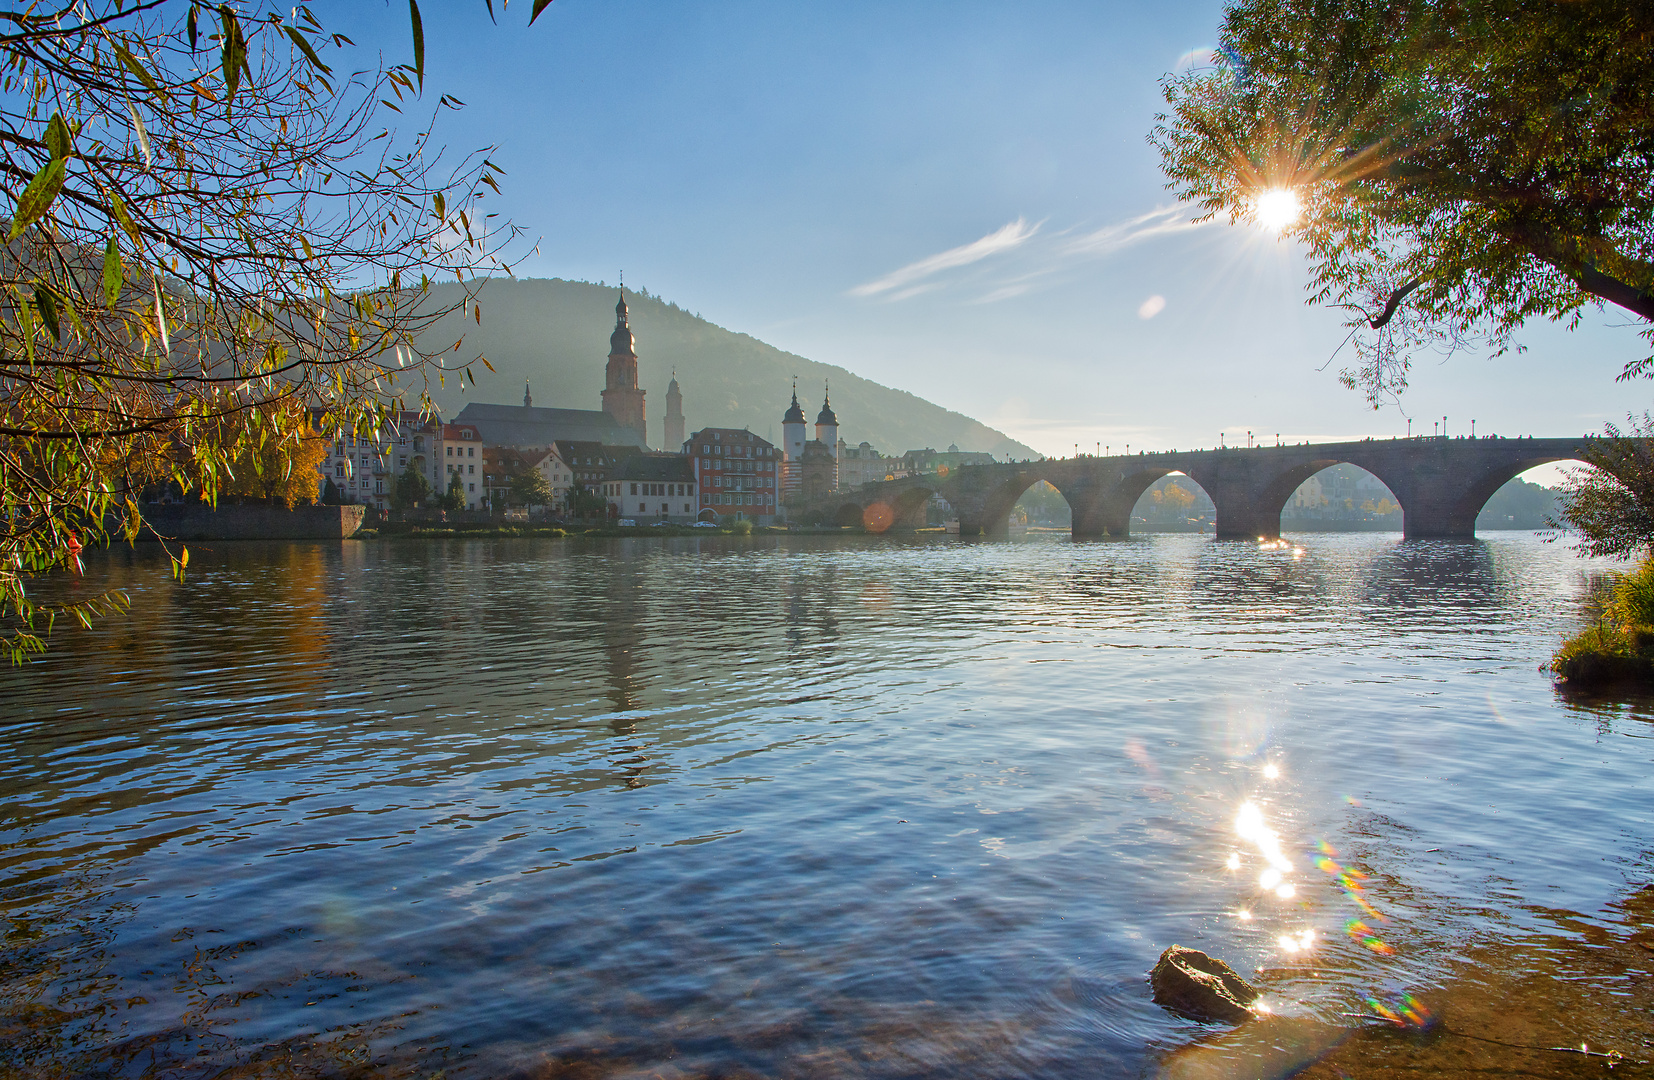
[1255,188,1301,232]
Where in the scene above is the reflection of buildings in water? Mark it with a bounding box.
[783,558,841,654]
[599,556,654,786]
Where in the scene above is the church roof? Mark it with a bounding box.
[453,402,641,449]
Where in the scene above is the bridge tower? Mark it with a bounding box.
[781,381,806,498]
[815,384,839,491]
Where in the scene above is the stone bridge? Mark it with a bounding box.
[792,436,1588,539]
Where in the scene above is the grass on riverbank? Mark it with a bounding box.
[1551,555,1654,688]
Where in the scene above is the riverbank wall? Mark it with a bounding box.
[136,504,366,541]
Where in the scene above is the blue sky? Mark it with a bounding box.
[334,1,1647,473]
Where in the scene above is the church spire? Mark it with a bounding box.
[523,381,532,408]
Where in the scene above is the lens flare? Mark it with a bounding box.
[1225,853,1241,871]
[1263,763,1280,780]
[1256,188,1301,232]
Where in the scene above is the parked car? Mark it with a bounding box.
[649,521,670,527]
[617,519,636,526]
[692,521,719,528]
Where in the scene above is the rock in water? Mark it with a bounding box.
[1150,945,1260,1023]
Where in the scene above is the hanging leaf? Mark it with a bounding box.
[125,98,153,169]
[33,285,60,343]
[107,189,141,246]
[432,190,445,222]
[113,43,166,102]
[44,111,71,160]
[220,7,247,101]
[409,0,425,91]
[187,5,199,51]
[9,158,67,239]
[530,0,556,25]
[285,26,333,78]
[102,237,122,308]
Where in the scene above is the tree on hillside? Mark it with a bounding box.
[391,468,431,511]
[1153,1,1654,405]
[0,2,522,660]
[511,470,553,508]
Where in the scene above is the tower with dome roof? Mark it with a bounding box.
[601,291,647,447]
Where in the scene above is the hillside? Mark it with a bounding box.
[409,278,1035,458]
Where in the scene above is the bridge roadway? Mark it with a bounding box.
[793,436,1588,539]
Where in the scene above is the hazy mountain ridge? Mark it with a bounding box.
[413,278,1035,458]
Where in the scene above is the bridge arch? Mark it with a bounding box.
[952,466,1103,537]
[1129,472,1215,532]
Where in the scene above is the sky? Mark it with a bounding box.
[331,1,1648,477]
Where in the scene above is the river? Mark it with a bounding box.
[1,533,1649,1078]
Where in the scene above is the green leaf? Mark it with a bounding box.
[102,236,122,308]
[432,190,445,222]
[284,26,332,77]
[409,0,425,91]
[530,0,555,25]
[107,189,141,246]
[220,7,246,101]
[9,158,67,239]
[187,5,199,51]
[33,285,60,343]
[113,43,166,101]
[44,111,71,161]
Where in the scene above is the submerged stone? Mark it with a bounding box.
[1150,945,1259,1023]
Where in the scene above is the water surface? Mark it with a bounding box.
[2,533,1650,1078]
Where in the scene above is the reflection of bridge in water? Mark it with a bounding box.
[794,437,1587,539]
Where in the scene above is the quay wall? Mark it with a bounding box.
[136,504,365,541]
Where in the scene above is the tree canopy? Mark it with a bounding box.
[510,469,552,508]
[1554,416,1654,560]
[1153,0,1654,405]
[0,2,523,660]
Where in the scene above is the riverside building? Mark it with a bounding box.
[688,427,779,524]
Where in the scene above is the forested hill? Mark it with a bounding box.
[410,278,1035,458]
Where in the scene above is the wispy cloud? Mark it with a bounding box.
[1063,205,1205,258]
[850,218,1040,298]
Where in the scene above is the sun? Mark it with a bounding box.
[1255,188,1301,232]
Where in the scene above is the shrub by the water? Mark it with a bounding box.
[1553,556,1654,687]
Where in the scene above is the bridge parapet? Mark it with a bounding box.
[788,436,1587,540]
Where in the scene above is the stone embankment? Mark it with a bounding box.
[135,504,365,541]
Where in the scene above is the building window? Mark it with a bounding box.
[469,483,475,492]
[469,464,475,475]
[468,447,475,457]
[638,502,646,511]
[335,463,345,477]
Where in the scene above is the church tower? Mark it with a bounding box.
[781,380,806,498]
[663,371,685,450]
[601,291,648,447]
